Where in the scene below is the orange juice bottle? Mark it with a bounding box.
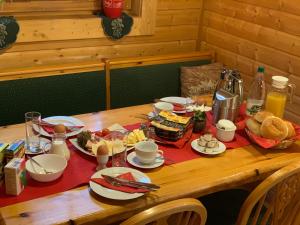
[265,76,295,118]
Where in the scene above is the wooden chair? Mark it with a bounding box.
[120,198,207,225]
[236,160,300,225]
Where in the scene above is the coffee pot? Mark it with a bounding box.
[213,69,244,123]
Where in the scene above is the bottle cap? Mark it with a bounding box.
[272,76,288,88]
[257,66,265,73]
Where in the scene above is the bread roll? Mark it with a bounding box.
[285,121,296,139]
[254,111,274,123]
[246,118,261,136]
[260,117,288,141]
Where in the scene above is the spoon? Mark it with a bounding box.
[27,156,54,174]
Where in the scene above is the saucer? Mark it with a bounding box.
[127,152,164,169]
[25,137,51,155]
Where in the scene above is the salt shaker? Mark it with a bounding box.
[96,145,109,171]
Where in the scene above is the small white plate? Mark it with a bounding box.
[89,167,151,200]
[191,139,226,155]
[127,152,164,169]
[25,137,51,155]
[34,116,85,137]
[160,96,193,105]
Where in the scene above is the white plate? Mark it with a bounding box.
[127,152,164,169]
[69,138,134,158]
[25,137,51,155]
[191,139,226,155]
[35,116,85,137]
[160,96,193,105]
[89,167,151,200]
[69,138,96,157]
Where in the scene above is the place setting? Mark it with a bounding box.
[36,115,85,137]
[127,140,165,169]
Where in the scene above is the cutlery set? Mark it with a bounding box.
[101,174,160,191]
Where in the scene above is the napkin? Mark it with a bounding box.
[41,120,83,135]
[90,172,149,193]
[245,124,300,149]
[173,104,185,112]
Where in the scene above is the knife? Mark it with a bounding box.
[101,174,160,191]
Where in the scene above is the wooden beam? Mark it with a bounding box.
[104,59,111,110]
[108,51,214,69]
[0,61,105,81]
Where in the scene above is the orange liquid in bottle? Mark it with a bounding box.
[265,91,287,118]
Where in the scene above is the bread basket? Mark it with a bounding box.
[245,128,296,150]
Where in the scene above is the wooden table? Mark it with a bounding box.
[1,104,300,225]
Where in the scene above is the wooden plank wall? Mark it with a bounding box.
[0,0,203,71]
[200,0,300,123]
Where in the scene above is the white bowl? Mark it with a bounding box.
[153,102,174,113]
[26,154,67,182]
[216,126,236,142]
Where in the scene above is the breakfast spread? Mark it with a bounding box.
[197,133,219,148]
[150,111,192,140]
[77,128,146,156]
[216,119,236,131]
[246,111,296,141]
[216,119,237,142]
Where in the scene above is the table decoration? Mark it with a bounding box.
[0,16,19,50]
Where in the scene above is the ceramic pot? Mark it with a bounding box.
[193,119,206,133]
[103,0,124,19]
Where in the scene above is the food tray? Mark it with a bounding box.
[245,128,295,150]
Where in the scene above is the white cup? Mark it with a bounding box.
[134,141,163,165]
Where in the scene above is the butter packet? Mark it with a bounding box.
[0,143,9,182]
[4,158,27,195]
[5,140,25,164]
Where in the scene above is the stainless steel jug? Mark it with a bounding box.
[212,69,244,123]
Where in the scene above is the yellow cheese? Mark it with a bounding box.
[159,111,190,124]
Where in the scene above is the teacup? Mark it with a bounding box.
[134,141,163,164]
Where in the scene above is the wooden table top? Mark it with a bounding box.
[1,104,300,225]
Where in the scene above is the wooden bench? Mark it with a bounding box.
[0,51,214,126]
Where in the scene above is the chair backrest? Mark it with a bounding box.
[120,198,207,225]
[236,161,300,225]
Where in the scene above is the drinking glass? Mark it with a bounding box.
[105,130,128,167]
[25,111,41,153]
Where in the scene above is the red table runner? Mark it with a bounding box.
[0,121,251,208]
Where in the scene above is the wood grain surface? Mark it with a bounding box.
[201,0,300,123]
[1,104,300,225]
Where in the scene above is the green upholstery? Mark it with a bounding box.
[0,58,212,126]
[0,71,106,126]
[110,60,211,109]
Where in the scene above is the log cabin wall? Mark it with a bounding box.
[0,0,203,79]
[200,0,300,123]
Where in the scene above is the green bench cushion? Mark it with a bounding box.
[0,71,106,126]
[110,59,211,109]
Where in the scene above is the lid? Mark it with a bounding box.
[257,66,265,73]
[272,76,288,88]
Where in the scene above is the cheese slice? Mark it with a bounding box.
[159,111,190,124]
